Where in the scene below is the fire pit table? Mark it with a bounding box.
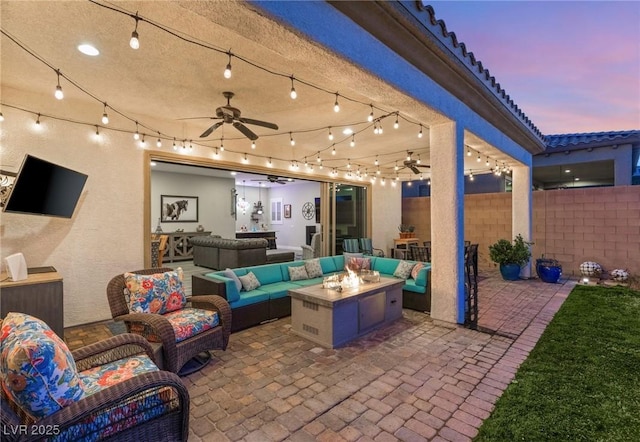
[287,274,404,348]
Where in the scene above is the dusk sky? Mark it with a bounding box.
[427,1,640,135]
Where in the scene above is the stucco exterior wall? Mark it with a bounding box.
[403,186,640,275]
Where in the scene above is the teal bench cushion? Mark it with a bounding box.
[204,273,244,302]
[260,281,301,299]
[250,264,285,285]
[229,289,270,309]
[402,279,427,294]
[319,256,339,274]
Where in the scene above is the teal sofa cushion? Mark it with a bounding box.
[372,257,403,275]
[319,256,339,274]
[204,273,242,302]
[291,277,324,287]
[402,279,427,294]
[260,281,301,300]
[250,264,285,285]
[332,255,345,271]
[229,289,270,309]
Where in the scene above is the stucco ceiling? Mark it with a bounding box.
[1,0,509,181]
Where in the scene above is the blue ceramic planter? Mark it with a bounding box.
[499,263,521,281]
[536,259,562,283]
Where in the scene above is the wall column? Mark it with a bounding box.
[430,121,465,324]
[511,165,533,278]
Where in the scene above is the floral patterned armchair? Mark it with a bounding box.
[0,312,189,441]
[106,267,232,375]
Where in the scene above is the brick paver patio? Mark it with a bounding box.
[65,273,576,441]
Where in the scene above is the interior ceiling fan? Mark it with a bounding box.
[194,91,279,139]
[251,175,292,185]
[401,152,431,174]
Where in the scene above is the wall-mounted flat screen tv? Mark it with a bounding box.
[2,154,88,218]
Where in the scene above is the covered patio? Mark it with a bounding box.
[65,274,576,441]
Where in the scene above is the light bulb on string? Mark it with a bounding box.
[101,103,109,124]
[189,140,193,150]
[485,157,490,167]
[35,113,41,126]
[289,76,297,99]
[251,140,256,149]
[140,134,146,148]
[332,145,336,155]
[172,138,177,150]
[267,157,272,167]
[316,153,321,163]
[373,122,379,135]
[129,14,140,49]
[374,156,379,166]
[393,113,399,129]
[94,125,100,138]
[242,154,249,164]
[469,171,474,181]
[378,122,383,134]
[0,111,4,122]
[133,122,140,140]
[418,124,423,138]
[350,135,355,147]
[417,155,422,164]
[156,134,162,148]
[213,147,220,159]
[54,70,64,100]
[467,146,472,156]
[368,105,374,122]
[290,132,295,146]
[224,52,232,79]
[333,93,340,112]
[220,136,225,151]
[394,162,399,171]
[477,153,481,162]
[328,127,334,141]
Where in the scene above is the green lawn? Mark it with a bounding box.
[475,284,640,442]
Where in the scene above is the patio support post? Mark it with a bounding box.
[430,121,465,324]
[512,164,533,278]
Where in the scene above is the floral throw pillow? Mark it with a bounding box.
[411,262,424,280]
[347,257,371,271]
[305,258,324,278]
[0,312,86,419]
[125,268,186,314]
[393,260,416,280]
[288,265,309,281]
[238,271,261,291]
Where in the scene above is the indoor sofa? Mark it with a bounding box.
[192,255,431,332]
[191,236,295,270]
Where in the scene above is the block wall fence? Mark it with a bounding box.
[402,186,640,276]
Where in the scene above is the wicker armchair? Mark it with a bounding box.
[1,333,189,442]
[106,268,232,375]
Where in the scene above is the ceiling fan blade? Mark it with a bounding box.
[233,122,259,140]
[238,117,279,130]
[200,121,223,138]
[410,165,421,174]
[178,116,220,121]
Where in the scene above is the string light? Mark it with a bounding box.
[101,103,109,124]
[172,138,177,150]
[129,14,140,49]
[213,147,220,159]
[316,153,321,163]
[373,122,379,135]
[417,155,422,164]
[36,113,41,125]
[394,113,399,129]
[378,121,384,135]
[267,157,273,167]
[289,76,297,99]
[394,161,399,171]
[224,51,232,79]
[333,93,340,112]
[140,134,146,147]
[242,154,249,164]
[418,124,423,138]
[350,135,355,147]
[220,136,224,151]
[467,146,471,156]
[328,127,334,141]
[477,153,481,162]
[54,69,64,100]
[189,140,193,150]
[133,122,140,140]
[0,111,4,122]
[374,156,379,166]
[290,132,295,146]
[94,125,100,138]
[251,140,256,149]
[469,171,474,181]
[368,105,374,122]
[485,157,490,167]
[332,145,336,155]
[156,133,162,147]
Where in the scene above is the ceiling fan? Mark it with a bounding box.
[251,175,292,185]
[401,152,431,174]
[193,91,279,139]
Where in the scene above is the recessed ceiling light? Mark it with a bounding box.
[342,128,353,135]
[77,44,99,56]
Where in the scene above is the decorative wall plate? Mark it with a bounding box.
[302,202,315,220]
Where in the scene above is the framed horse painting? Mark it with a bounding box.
[161,195,198,222]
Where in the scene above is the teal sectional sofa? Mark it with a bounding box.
[192,255,431,332]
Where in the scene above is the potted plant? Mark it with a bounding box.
[488,234,532,281]
[398,224,416,239]
[536,255,562,283]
